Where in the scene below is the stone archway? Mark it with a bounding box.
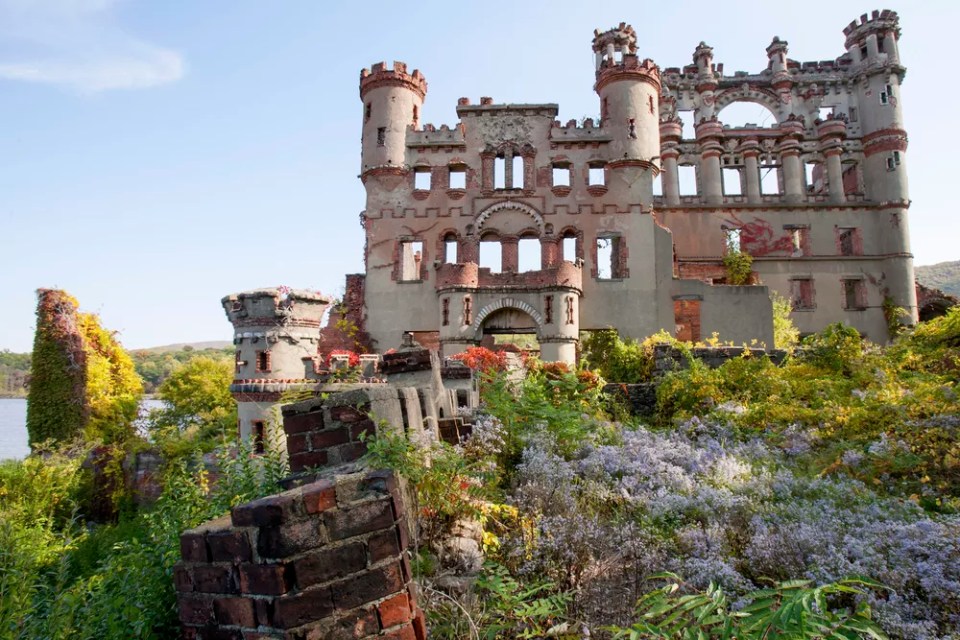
[470,297,544,338]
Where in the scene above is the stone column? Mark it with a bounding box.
[695,118,724,205]
[825,149,845,204]
[504,148,514,189]
[541,236,559,268]
[817,117,848,205]
[659,118,683,206]
[501,236,519,272]
[743,151,761,204]
[781,150,803,203]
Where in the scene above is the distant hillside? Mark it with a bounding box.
[133,341,232,354]
[916,261,960,298]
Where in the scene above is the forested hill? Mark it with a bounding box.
[0,342,233,397]
[916,260,960,297]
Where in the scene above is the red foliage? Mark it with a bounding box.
[451,347,508,373]
[325,349,360,367]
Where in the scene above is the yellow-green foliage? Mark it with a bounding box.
[581,329,678,383]
[722,250,754,285]
[149,356,237,452]
[771,293,800,351]
[79,313,143,444]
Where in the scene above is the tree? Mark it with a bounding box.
[149,356,236,448]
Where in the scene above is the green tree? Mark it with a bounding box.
[149,356,236,449]
[772,293,800,351]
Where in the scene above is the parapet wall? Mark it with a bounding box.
[175,468,424,640]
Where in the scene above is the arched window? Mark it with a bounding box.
[443,232,458,264]
[561,229,578,262]
[716,101,777,128]
[479,233,502,273]
[518,234,541,272]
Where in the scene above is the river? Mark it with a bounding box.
[0,398,165,461]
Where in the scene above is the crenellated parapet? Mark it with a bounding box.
[594,55,661,93]
[359,61,427,101]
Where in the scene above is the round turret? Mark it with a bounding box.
[359,61,427,177]
[592,23,661,166]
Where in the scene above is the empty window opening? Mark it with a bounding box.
[400,240,423,280]
[494,157,506,189]
[791,278,815,309]
[518,237,541,272]
[678,164,697,195]
[886,151,901,171]
[412,105,418,126]
[552,164,571,187]
[818,106,834,122]
[849,106,858,122]
[842,162,860,195]
[613,49,623,63]
[724,228,742,253]
[443,234,458,263]
[256,350,271,373]
[588,164,606,186]
[717,101,777,128]
[562,233,577,262]
[544,295,553,324]
[877,36,886,53]
[252,421,265,455]
[789,227,809,256]
[804,161,823,193]
[843,279,865,310]
[722,167,742,195]
[235,350,243,374]
[678,111,696,138]
[442,298,450,326]
[759,163,780,195]
[479,238,502,273]
[652,172,662,196]
[449,165,466,189]
[597,237,616,279]
[880,83,893,105]
[414,168,431,190]
[838,228,858,256]
[364,103,371,122]
[377,127,386,146]
[860,45,868,60]
[512,155,524,189]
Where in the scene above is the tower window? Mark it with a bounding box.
[886,151,901,171]
[252,421,265,455]
[562,231,578,262]
[399,240,423,281]
[849,106,858,122]
[364,103,371,122]
[443,233,458,263]
[256,350,271,373]
[377,127,386,146]
[412,105,418,126]
[552,163,571,187]
[880,84,893,105]
[494,157,506,189]
[479,236,502,273]
[512,155,524,189]
[838,228,860,256]
[588,164,606,186]
[596,235,625,279]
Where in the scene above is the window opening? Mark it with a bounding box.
[886,151,901,171]
[414,168,431,190]
[377,127,386,146]
[512,155,524,189]
[400,240,423,280]
[364,103,371,122]
[843,279,865,310]
[838,228,857,256]
[449,165,466,189]
[518,237,541,273]
[544,296,553,324]
[789,227,809,256]
[256,350,270,373]
[880,84,892,105]
[479,237,502,273]
[588,164,606,186]
[678,164,697,195]
[597,237,616,279]
[552,164,571,187]
[565,296,576,324]
[442,298,450,326]
[252,421,265,455]
[759,161,780,195]
[652,172,662,196]
[724,228,742,253]
[444,234,458,263]
[494,157,506,189]
[804,161,821,193]
[678,111,696,138]
[717,101,777,128]
[722,167,742,195]
[818,106,834,121]
[790,278,815,310]
[412,105,418,126]
[849,107,858,122]
[562,233,577,262]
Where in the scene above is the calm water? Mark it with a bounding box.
[0,398,165,460]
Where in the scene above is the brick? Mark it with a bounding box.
[349,421,374,440]
[335,441,368,464]
[197,628,242,640]
[214,597,255,627]
[240,563,291,596]
[412,609,427,640]
[309,428,349,449]
[335,607,379,638]
[273,586,334,629]
[181,532,209,563]
[331,563,403,610]
[193,565,238,594]
[293,542,367,588]
[289,450,329,473]
[378,592,411,628]
[400,552,412,582]
[286,433,310,455]
[381,624,417,640]
[324,498,394,540]
[329,406,365,423]
[284,411,323,435]
[406,582,419,611]
[208,530,252,563]
[174,564,194,592]
[181,627,199,640]
[360,469,397,495]
[367,529,400,563]
[231,493,303,528]
[253,598,273,627]
[258,519,322,558]
[179,594,215,625]
[242,632,282,640]
[302,479,336,514]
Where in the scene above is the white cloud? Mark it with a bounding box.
[0,0,185,92]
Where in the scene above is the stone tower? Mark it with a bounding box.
[221,288,331,450]
[359,61,428,176]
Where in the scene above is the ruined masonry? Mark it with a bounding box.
[357,10,915,360]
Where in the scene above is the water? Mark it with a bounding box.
[0,398,29,460]
[0,398,167,461]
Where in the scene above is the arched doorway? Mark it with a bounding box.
[478,307,541,357]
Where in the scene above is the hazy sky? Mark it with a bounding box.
[1,0,955,353]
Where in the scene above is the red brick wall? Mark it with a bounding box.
[673,299,702,342]
[176,469,425,640]
[283,402,375,473]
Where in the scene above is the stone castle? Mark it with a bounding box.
[223,10,917,441]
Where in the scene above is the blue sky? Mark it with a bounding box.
[1,0,956,353]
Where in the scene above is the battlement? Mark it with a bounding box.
[843,9,900,48]
[359,60,427,100]
[455,102,558,118]
[222,288,331,328]
[592,22,637,54]
[594,55,661,92]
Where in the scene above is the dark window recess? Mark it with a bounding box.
[252,421,265,455]
[442,298,450,326]
[843,279,865,310]
[365,103,371,122]
[256,350,271,373]
[544,295,553,324]
[839,228,857,256]
[377,127,386,146]
[790,279,815,310]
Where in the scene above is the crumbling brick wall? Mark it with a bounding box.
[175,469,425,639]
